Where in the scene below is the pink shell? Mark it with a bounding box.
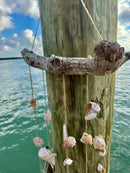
[44,110,52,124]
[33,137,44,147]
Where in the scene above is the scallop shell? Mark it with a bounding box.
[93,135,106,156]
[93,135,105,150]
[63,158,73,166]
[33,137,44,147]
[28,98,36,109]
[38,147,56,169]
[97,163,105,173]
[80,132,92,145]
[85,102,100,120]
[44,110,52,124]
[63,124,68,140]
[64,137,76,148]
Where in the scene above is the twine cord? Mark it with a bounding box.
[63,75,69,173]
[79,0,103,41]
[103,73,107,167]
[28,67,42,173]
[86,75,89,173]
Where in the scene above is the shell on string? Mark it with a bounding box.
[64,136,76,148]
[63,158,73,166]
[80,132,92,145]
[28,98,36,109]
[85,102,100,120]
[93,135,106,156]
[63,124,68,140]
[33,137,44,147]
[44,110,52,124]
[97,163,105,173]
[38,147,56,169]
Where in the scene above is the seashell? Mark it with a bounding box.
[63,124,68,140]
[64,136,76,148]
[44,110,52,124]
[33,137,44,147]
[99,148,106,157]
[80,132,92,145]
[97,163,105,173]
[63,158,73,166]
[85,102,100,120]
[93,135,106,156]
[38,147,56,169]
[28,98,36,109]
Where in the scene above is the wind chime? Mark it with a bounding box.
[22,0,130,173]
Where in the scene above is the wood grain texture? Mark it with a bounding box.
[38,0,118,172]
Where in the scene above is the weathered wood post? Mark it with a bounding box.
[39,0,117,172]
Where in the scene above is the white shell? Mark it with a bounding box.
[85,102,100,120]
[38,147,56,168]
[93,135,106,157]
[63,124,68,140]
[97,163,105,173]
[44,110,52,124]
[99,148,106,157]
[80,132,92,145]
[63,158,73,166]
[64,136,76,148]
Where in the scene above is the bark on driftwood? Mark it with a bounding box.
[21,41,130,75]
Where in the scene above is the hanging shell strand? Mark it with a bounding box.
[85,102,100,120]
[97,163,105,173]
[80,132,92,145]
[93,135,106,157]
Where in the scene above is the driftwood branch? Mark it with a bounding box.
[21,41,130,76]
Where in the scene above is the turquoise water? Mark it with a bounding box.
[0,59,130,173]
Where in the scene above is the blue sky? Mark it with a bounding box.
[0,0,129,58]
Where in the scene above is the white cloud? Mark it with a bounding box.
[118,0,130,25]
[0,29,43,57]
[117,1,130,51]
[0,0,39,31]
[0,45,13,54]
[117,23,127,38]
[0,15,14,32]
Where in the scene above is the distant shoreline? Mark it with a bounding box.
[0,57,23,60]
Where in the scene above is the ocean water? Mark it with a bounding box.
[0,59,130,173]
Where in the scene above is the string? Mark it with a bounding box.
[28,66,42,173]
[103,72,107,167]
[42,70,50,150]
[28,1,46,172]
[63,75,69,173]
[85,75,89,173]
[31,0,45,52]
[79,0,103,41]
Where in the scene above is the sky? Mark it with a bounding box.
[0,0,129,58]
